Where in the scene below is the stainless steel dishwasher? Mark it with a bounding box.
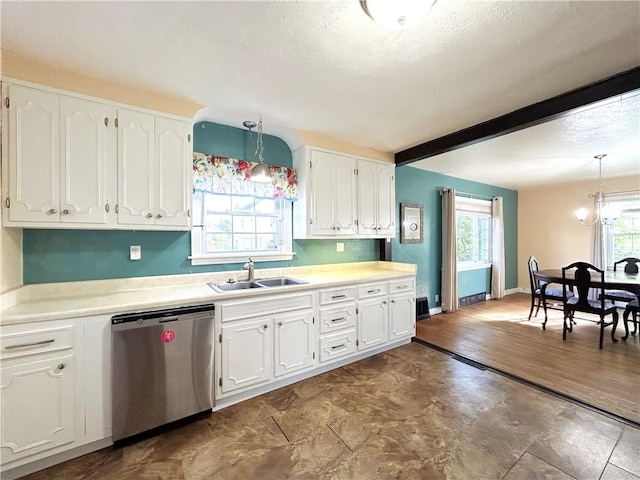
[111,304,215,442]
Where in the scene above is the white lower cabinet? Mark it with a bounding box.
[357,297,388,351]
[1,354,76,462]
[219,318,272,395]
[274,310,314,377]
[389,292,416,341]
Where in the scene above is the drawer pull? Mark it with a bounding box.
[331,344,346,350]
[367,289,381,294]
[397,285,408,289]
[331,294,347,300]
[5,339,55,350]
[57,363,65,370]
[330,317,346,323]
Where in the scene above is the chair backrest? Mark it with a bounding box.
[562,261,605,311]
[613,257,640,274]
[528,256,540,291]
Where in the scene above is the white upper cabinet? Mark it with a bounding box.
[2,80,192,231]
[4,84,60,224]
[293,146,395,239]
[154,117,192,228]
[357,160,395,237]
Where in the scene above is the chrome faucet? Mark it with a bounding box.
[242,257,255,282]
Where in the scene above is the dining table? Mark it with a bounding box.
[534,268,640,338]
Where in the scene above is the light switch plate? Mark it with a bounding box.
[336,242,345,252]
[130,245,141,260]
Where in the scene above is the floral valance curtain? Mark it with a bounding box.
[193,152,297,200]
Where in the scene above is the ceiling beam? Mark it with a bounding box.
[395,66,640,167]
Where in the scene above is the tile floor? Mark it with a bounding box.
[21,342,640,480]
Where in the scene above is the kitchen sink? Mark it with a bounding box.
[208,281,265,293]
[255,277,308,287]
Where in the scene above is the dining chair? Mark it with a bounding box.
[622,298,639,340]
[603,257,640,304]
[527,256,571,329]
[562,261,619,349]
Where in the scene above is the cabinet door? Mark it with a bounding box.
[376,163,395,236]
[220,319,271,395]
[1,354,75,462]
[274,310,314,377]
[60,96,116,224]
[154,117,192,228]
[309,150,339,235]
[357,298,388,351]
[6,84,60,223]
[117,109,155,225]
[333,156,358,234]
[357,161,377,235]
[389,293,415,341]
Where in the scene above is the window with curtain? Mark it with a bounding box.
[190,153,297,265]
[604,192,640,266]
[456,197,492,269]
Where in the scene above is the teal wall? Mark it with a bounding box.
[391,165,518,308]
[22,121,378,284]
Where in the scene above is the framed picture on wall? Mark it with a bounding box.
[400,203,423,244]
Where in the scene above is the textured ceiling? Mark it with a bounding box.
[1,0,639,188]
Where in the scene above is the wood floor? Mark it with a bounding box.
[416,293,640,425]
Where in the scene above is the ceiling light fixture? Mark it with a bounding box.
[575,154,619,226]
[360,0,435,30]
[243,116,271,183]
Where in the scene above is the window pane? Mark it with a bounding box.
[255,198,276,214]
[205,193,231,213]
[256,234,279,250]
[233,216,255,233]
[233,234,255,251]
[232,196,255,213]
[205,214,232,233]
[256,216,278,233]
[205,233,232,252]
[456,214,474,263]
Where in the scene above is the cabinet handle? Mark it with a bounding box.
[146,213,153,218]
[105,202,110,213]
[382,301,387,305]
[115,204,119,214]
[62,209,69,215]
[278,321,283,327]
[57,363,65,370]
[331,294,347,300]
[397,285,408,289]
[330,317,346,323]
[156,213,163,219]
[367,289,381,294]
[5,339,54,350]
[4,198,9,209]
[331,344,346,350]
[263,324,268,329]
[48,208,57,214]
[104,117,109,127]
[391,300,395,304]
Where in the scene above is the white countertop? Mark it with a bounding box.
[0,261,416,325]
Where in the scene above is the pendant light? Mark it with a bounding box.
[575,154,619,226]
[249,115,271,183]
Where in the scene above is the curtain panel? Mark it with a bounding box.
[193,152,298,200]
[491,196,505,299]
[441,188,459,312]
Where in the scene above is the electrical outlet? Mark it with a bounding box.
[336,242,345,252]
[435,294,440,303]
[130,245,141,260]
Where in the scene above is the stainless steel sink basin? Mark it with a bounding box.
[208,281,265,293]
[255,277,308,287]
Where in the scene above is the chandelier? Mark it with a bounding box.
[575,154,619,226]
[242,116,271,183]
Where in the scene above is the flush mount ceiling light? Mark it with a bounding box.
[575,154,619,226]
[243,116,271,183]
[360,0,435,30]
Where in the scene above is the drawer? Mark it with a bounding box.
[319,329,357,363]
[389,278,415,294]
[319,302,357,334]
[319,286,357,306]
[1,324,74,360]
[357,282,388,299]
[218,292,314,322]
